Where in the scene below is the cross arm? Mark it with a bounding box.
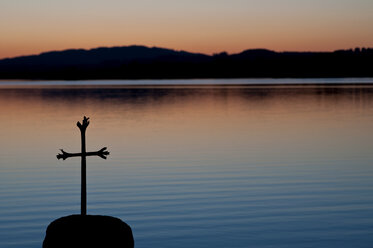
[56,149,80,160]
[86,147,110,159]
[56,147,110,160]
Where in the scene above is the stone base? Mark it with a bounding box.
[43,215,134,248]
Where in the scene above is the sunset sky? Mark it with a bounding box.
[1,0,372,59]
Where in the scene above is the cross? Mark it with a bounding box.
[57,116,109,216]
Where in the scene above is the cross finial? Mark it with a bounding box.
[77,116,90,131]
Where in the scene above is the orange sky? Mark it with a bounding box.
[1,0,373,59]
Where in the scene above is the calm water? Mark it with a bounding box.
[1,79,373,248]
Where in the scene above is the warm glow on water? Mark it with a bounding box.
[1,81,373,247]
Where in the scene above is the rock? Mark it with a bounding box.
[43,215,134,248]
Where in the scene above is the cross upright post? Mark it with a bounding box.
[57,116,109,216]
[78,117,88,216]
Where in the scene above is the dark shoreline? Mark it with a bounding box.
[1,46,372,80]
[1,81,373,89]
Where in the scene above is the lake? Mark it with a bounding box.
[1,79,373,248]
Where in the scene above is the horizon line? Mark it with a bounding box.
[1,44,372,61]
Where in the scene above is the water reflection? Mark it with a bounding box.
[1,85,372,166]
[1,84,373,248]
[1,85,373,105]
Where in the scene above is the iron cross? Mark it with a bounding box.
[57,116,109,216]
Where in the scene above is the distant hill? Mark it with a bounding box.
[0,45,372,79]
[0,46,209,67]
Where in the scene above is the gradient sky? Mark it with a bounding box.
[1,0,373,59]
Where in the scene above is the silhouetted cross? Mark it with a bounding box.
[57,116,109,216]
